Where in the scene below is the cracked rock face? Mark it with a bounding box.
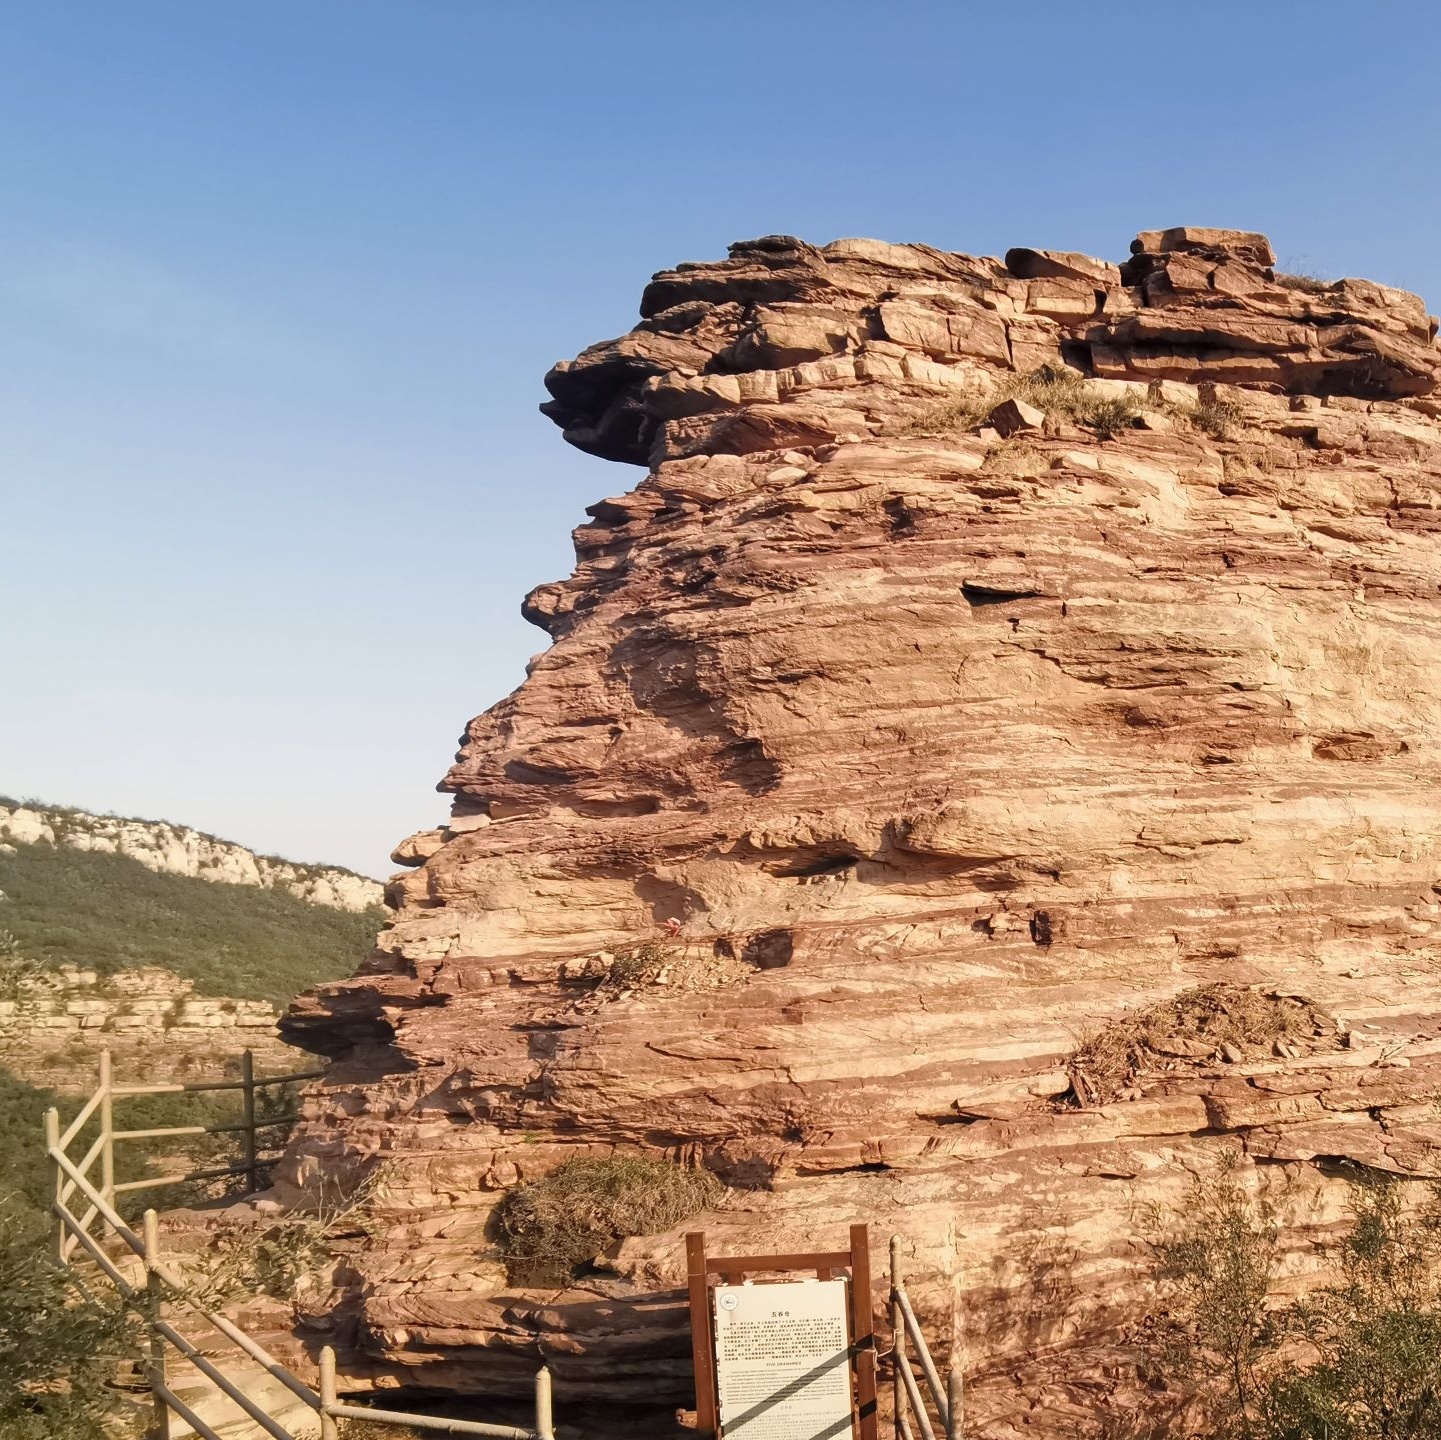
[278,228,1441,1436]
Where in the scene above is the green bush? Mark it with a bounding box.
[0,1063,303,1439]
[497,1155,720,1283]
[1146,1160,1441,1438]
[0,842,380,1008]
[0,1200,133,1440]
[0,1070,133,1440]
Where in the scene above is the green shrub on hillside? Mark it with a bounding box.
[0,1071,132,1440]
[0,843,380,1009]
[1145,1159,1441,1438]
[0,1064,302,1439]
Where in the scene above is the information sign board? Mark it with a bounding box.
[713,1279,854,1440]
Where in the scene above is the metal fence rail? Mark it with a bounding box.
[889,1236,962,1440]
[45,1049,556,1440]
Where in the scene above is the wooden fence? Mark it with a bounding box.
[44,1048,556,1440]
[890,1236,963,1440]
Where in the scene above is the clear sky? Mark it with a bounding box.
[3,2,1440,878]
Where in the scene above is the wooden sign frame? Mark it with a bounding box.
[685,1222,878,1440]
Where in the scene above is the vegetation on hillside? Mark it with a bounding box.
[1141,1157,1441,1438]
[0,796,378,888]
[0,842,381,1009]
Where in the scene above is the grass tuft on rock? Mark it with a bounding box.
[497,1155,720,1283]
[1189,398,1245,440]
[1274,271,1336,295]
[1064,983,1342,1107]
[903,364,1143,440]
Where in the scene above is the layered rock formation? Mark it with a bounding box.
[0,802,382,911]
[0,964,294,1091]
[279,227,1441,1436]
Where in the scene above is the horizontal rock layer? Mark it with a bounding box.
[0,964,296,1091]
[278,228,1441,1436]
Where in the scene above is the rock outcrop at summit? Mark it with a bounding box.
[278,227,1441,1436]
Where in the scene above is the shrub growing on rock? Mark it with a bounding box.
[497,1155,720,1282]
[1144,1160,1441,1439]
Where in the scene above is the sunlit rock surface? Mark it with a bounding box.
[278,227,1441,1436]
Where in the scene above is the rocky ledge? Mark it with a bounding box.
[276,228,1441,1436]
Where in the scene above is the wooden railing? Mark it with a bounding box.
[45,1049,557,1440]
[889,1235,963,1440]
[47,1047,322,1262]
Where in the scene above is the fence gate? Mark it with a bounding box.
[43,1048,555,1440]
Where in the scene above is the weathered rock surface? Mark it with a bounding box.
[277,227,1441,1435]
[0,802,382,911]
[0,964,296,1091]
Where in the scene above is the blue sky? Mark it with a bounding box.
[3,2,1439,877]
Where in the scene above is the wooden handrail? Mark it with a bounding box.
[111,1065,324,1097]
[153,1314,298,1440]
[57,1085,106,1150]
[45,1052,555,1440]
[889,1234,962,1439]
[895,1284,949,1419]
[897,1350,938,1440]
[152,1377,230,1440]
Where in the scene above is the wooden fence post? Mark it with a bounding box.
[685,1231,718,1437]
[534,1366,555,1440]
[850,1223,878,1440]
[890,1236,904,1439]
[143,1209,171,1440]
[318,1345,339,1440]
[240,1049,258,1195]
[99,1049,115,1208]
[44,1106,63,1262]
[946,1366,963,1440]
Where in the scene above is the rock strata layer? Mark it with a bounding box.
[0,964,295,1091]
[279,228,1441,1436]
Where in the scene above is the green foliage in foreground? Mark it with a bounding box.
[0,1070,128,1440]
[0,1209,132,1440]
[1148,1158,1441,1439]
[0,1063,289,1439]
[0,842,381,1008]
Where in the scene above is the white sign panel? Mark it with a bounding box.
[714,1279,854,1440]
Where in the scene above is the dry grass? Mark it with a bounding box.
[497,1155,721,1283]
[1274,271,1336,295]
[1063,983,1342,1107]
[599,938,749,996]
[901,364,1143,440]
[1189,398,1246,440]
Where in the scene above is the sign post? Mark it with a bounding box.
[686,1223,878,1440]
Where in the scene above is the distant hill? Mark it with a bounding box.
[0,799,383,911]
[0,816,384,1010]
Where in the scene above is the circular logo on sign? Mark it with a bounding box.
[719,1292,739,1311]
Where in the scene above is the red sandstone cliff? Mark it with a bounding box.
[276,226,1441,1436]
